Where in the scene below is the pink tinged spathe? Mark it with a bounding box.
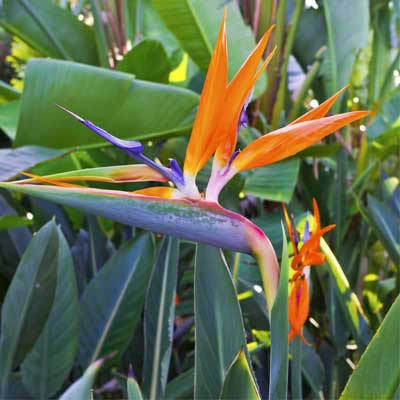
[0,180,279,311]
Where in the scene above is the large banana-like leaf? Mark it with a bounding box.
[0,220,59,396]
[0,0,98,64]
[142,236,179,400]
[15,59,199,148]
[194,244,260,399]
[21,228,79,398]
[79,233,155,368]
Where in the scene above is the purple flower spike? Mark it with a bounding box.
[56,105,144,154]
[57,105,186,189]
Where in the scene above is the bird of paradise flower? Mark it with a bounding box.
[283,199,335,344]
[1,12,369,315]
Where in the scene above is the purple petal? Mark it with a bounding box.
[56,105,144,153]
[169,158,184,185]
[237,89,253,132]
[302,219,310,243]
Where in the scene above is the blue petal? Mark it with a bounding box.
[56,105,144,153]
[169,159,184,185]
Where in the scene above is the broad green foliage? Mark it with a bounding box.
[142,236,179,399]
[78,233,155,367]
[0,221,60,395]
[194,244,259,399]
[15,59,199,148]
[340,295,400,400]
[21,230,78,398]
[0,0,98,64]
[0,0,398,398]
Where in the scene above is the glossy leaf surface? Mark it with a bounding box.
[15,59,198,148]
[194,244,258,399]
[0,221,59,394]
[79,233,155,367]
[21,229,79,398]
[142,236,179,399]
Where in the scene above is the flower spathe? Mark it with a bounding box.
[283,199,335,344]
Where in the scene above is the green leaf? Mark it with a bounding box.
[0,100,20,140]
[141,0,183,69]
[15,59,198,148]
[220,349,260,399]
[321,0,369,95]
[142,236,179,400]
[117,39,172,83]
[0,0,98,64]
[0,145,64,181]
[21,228,79,399]
[87,0,109,68]
[0,80,21,102]
[79,233,155,368]
[0,220,59,395]
[320,238,371,348]
[153,0,266,96]
[302,339,325,398]
[59,358,104,400]
[243,159,300,203]
[0,182,257,255]
[340,295,400,400]
[368,6,392,104]
[268,225,289,400]
[127,373,143,400]
[368,89,400,140]
[365,194,400,265]
[0,215,33,230]
[293,8,326,69]
[164,368,194,399]
[194,244,259,399]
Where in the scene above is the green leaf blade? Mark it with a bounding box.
[142,236,179,400]
[0,220,59,394]
[340,295,400,400]
[78,233,155,368]
[15,59,199,148]
[269,225,289,400]
[21,228,79,399]
[194,244,259,399]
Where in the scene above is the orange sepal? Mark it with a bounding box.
[233,111,370,171]
[132,186,178,199]
[288,279,311,345]
[300,224,336,255]
[183,11,228,176]
[213,28,275,168]
[290,86,348,125]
